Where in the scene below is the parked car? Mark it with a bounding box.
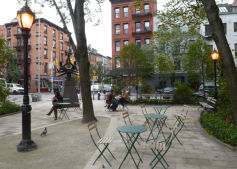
[91,84,102,93]
[199,82,218,95]
[7,83,24,94]
[102,84,112,93]
[163,87,176,94]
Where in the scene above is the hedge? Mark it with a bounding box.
[0,100,21,115]
[200,112,237,147]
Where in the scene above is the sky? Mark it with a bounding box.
[0,0,233,57]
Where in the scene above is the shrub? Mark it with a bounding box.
[141,82,152,94]
[201,112,237,147]
[173,82,195,104]
[0,100,21,115]
[0,83,10,103]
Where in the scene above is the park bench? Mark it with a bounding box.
[199,97,216,111]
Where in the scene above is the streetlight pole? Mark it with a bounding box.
[211,49,219,100]
[37,3,44,99]
[17,2,37,152]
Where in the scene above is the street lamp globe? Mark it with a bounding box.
[17,2,35,30]
[211,49,219,61]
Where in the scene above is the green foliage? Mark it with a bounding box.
[156,0,206,33]
[184,38,213,84]
[217,77,233,123]
[93,62,103,83]
[201,112,237,147]
[187,72,201,90]
[0,100,21,115]
[0,83,10,103]
[174,82,195,104]
[141,82,152,94]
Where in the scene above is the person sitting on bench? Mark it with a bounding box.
[119,89,130,107]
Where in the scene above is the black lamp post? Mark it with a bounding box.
[17,1,37,152]
[211,49,219,100]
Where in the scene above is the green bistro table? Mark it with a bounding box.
[145,114,167,142]
[117,125,147,169]
[57,102,71,120]
[152,105,168,115]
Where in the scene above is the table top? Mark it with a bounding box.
[117,125,147,134]
[152,105,168,109]
[145,114,167,119]
[57,102,71,105]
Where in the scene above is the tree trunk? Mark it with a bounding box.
[74,0,96,123]
[202,0,237,124]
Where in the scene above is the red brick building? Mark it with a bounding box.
[109,0,156,68]
[0,18,70,93]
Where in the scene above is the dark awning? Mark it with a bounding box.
[33,75,65,82]
[107,68,137,77]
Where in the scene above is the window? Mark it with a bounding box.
[7,28,11,37]
[135,39,141,47]
[144,21,150,31]
[115,41,120,52]
[234,22,237,32]
[115,8,120,18]
[44,49,48,59]
[53,40,56,48]
[7,39,11,47]
[61,53,63,62]
[115,24,120,34]
[17,38,21,46]
[123,40,129,46]
[17,50,21,60]
[135,7,140,14]
[60,41,63,51]
[44,36,47,45]
[145,38,150,45]
[223,23,227,34]
[135,22,141,32]
[123,6,128,17]
[123,23,128,34]
[205,24,212,36]
[53,51,56,61]
[44,25,47,34]
[235,43,237,58]
[53,29,56,37]
[144,4,150,14]
[60,32,63,40]
[17,27,21,34]
[115,56,120,68]
[44,63,48,74]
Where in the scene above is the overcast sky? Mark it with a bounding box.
[0,0,233,57]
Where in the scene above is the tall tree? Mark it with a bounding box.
[18,0,104,122]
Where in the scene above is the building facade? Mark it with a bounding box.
[0,18,70,93]
[200,1,237,66]
[109,0,156,68]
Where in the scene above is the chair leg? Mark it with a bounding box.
[93,144,112,167]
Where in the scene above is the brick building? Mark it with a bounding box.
[0,18,70,93]
[89,48,112,72]
[109,0,156,68]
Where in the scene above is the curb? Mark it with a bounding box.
[0,111,21,118]
[198,111,237,151]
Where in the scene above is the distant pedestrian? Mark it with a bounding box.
[98,91,101,100]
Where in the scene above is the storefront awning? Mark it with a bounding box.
[33,75,65,82]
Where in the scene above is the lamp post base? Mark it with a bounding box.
[17,139,37,152]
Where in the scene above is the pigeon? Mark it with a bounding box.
[40,127,47,136]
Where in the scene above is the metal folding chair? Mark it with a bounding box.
[122,112,144,143]
[140,104,153,126]
[88,121,116,167]
[149,126,176,169]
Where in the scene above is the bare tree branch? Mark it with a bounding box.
[51,0,76,52]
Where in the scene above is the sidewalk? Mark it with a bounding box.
[0,98,236,169]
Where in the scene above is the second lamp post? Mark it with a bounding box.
[211,49,219,100]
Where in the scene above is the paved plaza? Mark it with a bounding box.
[0,93,236,169]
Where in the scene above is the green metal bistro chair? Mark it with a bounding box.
[149,126,176,169]
[122,112,144,143]
[140,104,154,126]
[88,121,116,167]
